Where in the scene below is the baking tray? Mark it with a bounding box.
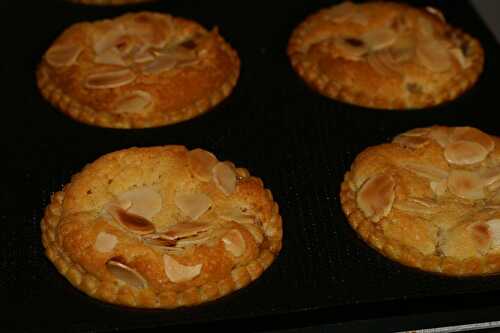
[2,0,500,332]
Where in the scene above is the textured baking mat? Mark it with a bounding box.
[2,0,500,332]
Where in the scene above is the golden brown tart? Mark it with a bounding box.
[288,2,484,109]
[37,12,240,128]
[41,146,282,308]
[341,126,500,276]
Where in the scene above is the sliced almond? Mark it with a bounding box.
[94,232,118,253]
[188,148,218,182]
[94,47,126,66]
[85,69,136,89]
[425,7,446,22]
[362,28,397,51]
[161,222,212,240]
[393,198,438,215]
[132,48,155,64]
[389,35,416,63]
[430,179,447,196]
[216,206,255,224]
[114,91,153,114]
[106,259,147,289]
[325,2,356,23]
[428,127,451,147]
[450,48,470,69]
[356,174,396,223]
[393,135,430,149]
[222,229,246,257]
[416,40,452,72]
[367,52,398,77]
[93,25,127,55]
[485,219,500,249]
[334,38,368,61]
[213,162,237,196]
[142,54,177,75]
[444,141,488,165]
[117,186,162,220]
[243,223,264,244]
[45,44,83,67]
[401,162,449,181]
[448,169,485,200]
[174,193,212,220]
[401,127,430,137]
[450,127,495,153]
[163,254,202,283]
[107,205,155,235]
[481,166,500,187]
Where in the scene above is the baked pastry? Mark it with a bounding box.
[288,2,484,109]
[37,12,240,128]
[41,146,282,308]
[68,0,154,5]
[340,126,500,276]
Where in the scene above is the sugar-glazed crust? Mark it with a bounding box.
[341,126,500,276]
[288,2,484,109]
[37,12,240,128]
[41,146,282,308]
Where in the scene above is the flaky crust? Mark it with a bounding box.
[340,126,500,276]
[288,2,484,109]
[41,146,282,308]
[37,12,240,128]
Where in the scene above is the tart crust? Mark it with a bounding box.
[340,126,500,276]
[41,146,282,308]
[37,12,240,128]
[288,2,484,109]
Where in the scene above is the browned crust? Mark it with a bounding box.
[36,14,240,129]
[287,3,484,110]
[41,147,282,308]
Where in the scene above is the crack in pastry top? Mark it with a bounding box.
[49,146,279,296]
[346,126,500,266]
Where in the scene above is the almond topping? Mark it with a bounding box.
[362,28,397,51]
[94,47,126,66]
[428,127,451,147]
[367,52,398,77]
[335,38,368,61]
[161,222,212,240]
[106,259,147,289]
[187,148,218,182]
[216,206,255,224]
[142,54,177,75]
[416,40,451,72]
[450,48,470,69]
[401,162,448,181]
[108,206,156,235]
[114,91,153,114]
[45,44,83,67]
[242,224,264,244]
[444,141,488,165]
[356,174,395,223]
[117,187,162,220]
[485,219,500,249]
[430,179,447,196]
[213,162,237,196]
[163,255,202,283]
[174,193,212,220]
[481,166,500,187]
[401,128,430,137]
[393,198,438,215]
[448,170,485,200]
[222,229,246,257]
[94,232,118,253]
[425,7,446,22]
[450,127,495,153]
[85,69,136,89]
[93,25,127,55]
[393,135,430,149]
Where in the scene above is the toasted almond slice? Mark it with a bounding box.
[416,40,452,72]
[335,38,368,61]
[106,259,147,289]
[45,44,83,67]
[174,193,212,220]
[485,219,500,249]
[401,128,430,137]
[216,206,255,224]
[85,69,136,89]
[142,234,177,247]
[93,24,127,55]
[448,170,485,200]
[450,48,470,69]
[161,222,212,240]
[94,47,126,66]
[393,135,430,149]
[163,255,202,283]
[356,174,395,223]
[468,222,492,254]
[401,162,449,181]
[481,166,500,186]
[450,127,495,153]
[325,2,356,23]
[430,179,447,196]
[242,223,264,244]
[108,205,156,235]
[393,198,438,215]
[428,127,451,147]
[362,28,397,51]
[114,91,153,114]
[444,141,488,165]
[425,7,446,22]
[142,54,177,75]
[94,232,118,253]
[222,229,246,257]
[213,162,237,196]
[117,187,162,220]
[366,52,398,77]
[188,149,218,182]
[133,49,155,64]
[389,35,416,63]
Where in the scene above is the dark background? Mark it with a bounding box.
[2,0,500,332]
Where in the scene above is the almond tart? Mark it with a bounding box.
[41,146,282,308]
[37,12,240,128]
[340,126,500,276]
[288,2,484,109]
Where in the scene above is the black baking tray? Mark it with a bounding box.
[2,0,500,332]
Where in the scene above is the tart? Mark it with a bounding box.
[340,126,500,276]
[41,146,282,308]
[288,2,484,109]
[37,12,240,128]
